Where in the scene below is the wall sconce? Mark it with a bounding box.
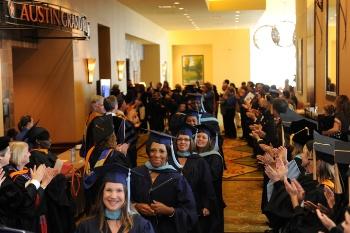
[315,0,323,11]
[86,58,96,84]
[117,60,125,81]
[161,61,167,80]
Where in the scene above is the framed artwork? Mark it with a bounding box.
[182,55,204,85]
[296,38,303,94]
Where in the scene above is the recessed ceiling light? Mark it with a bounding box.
[178,7,184,10]
[174,1,180,4]
[158,5,173,8]
[186,15,191,18]
[235,20,239,23]
[235,14,240,17]
[184,13,188,16]
[235,11,240,13]
[235,17,239,20]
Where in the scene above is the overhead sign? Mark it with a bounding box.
[2,0,90,39]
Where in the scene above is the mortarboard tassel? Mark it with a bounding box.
[127,168,132,213]
[289,127,309,146]
[170,138,183,169]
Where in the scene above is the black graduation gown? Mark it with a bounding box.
[1,165,44,232]
[264,174,328,233]
[200,153,225,233]
[76,214,155,233]
[28,149,57,168]
[178,155,218,233]
[131,165,198,233]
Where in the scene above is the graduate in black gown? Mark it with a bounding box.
[25,126,57,168]
[131,131,198,233]
[77,163,155,233]
[194,124,225,233]
[2,140,64,233]
[175,125,218,233]
[84,115,130,214]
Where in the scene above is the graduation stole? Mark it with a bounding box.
[84,146,114,175]
[9,168,30,181]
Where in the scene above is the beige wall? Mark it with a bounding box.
[172,45,212,86]
[140,44,161,86]
[168,29,250,89]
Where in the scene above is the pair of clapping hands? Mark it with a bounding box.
[257,145,288,166]
[30,164,58,189]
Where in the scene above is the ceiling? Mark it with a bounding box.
[117,0,266,31]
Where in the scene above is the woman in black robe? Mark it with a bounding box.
[84,115,130,214]
[175,126,218,233]
[131,132,198,233]
[77,164,154,233]
[194,124,225,233]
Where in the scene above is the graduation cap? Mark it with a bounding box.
[195,124,219,151]
[92,163,142,213]
[0,136,10,151]
[185,92,203,101]
[147,130,182,169]
[313,131,342,193]
[177,124,197,138]
[290,119,317,146]
[26,126,50,144]
[280,108,307,127]
[91,114,114,144]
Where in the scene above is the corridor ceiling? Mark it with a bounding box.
[117,0,266,30]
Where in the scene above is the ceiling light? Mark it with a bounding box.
[184,13,188,16]
[235,17,239,20]
[174,1,180,4]
[178,7,184,10]
[235,20,239,23]
[235,14,240,17]
[186,15,191,18]
[158,5,173,8]
[235,11,240,13]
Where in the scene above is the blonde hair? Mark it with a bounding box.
[90,95,104,104]
[10,141,29,166]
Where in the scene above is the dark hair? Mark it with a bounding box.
[110,84,120,97]
[272,98,288,114]
[224,79,230,84]
[6,128,18,140]
[17,115,32,131]
[283,90,291,99]
[116,94,125,109]
[103,95,118,112]
[146,140,172,158]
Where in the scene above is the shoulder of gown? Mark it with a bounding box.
[131,214,155,233]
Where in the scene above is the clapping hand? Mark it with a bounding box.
[342,211,350,233]
[284,178,305,203]
[316,209,336,231]
[257,153,275,166]
[324,185,335,209]
[41,167,58,188]
[265,157,287,182]
[30,164,46,182]
[275,146,288,165]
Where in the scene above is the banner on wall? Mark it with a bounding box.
[0,0,90,39]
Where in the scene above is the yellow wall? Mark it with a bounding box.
[172,45,212,86]
[168,29,250,88]
[141,45,161,86]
